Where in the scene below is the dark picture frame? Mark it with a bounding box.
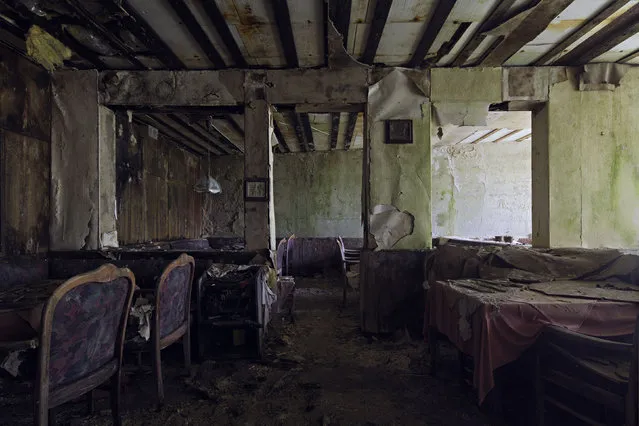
[385,119,413,144]
[244,178,269,201]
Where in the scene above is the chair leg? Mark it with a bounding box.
[111,371,122,426]
[87,389,95,415]
[535,350,544,426]
[183,330,191,372]
[428,326,438,377]
[153,344,164,407]
[48,407,57,426]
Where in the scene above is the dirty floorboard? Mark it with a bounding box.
[1,277,488,425]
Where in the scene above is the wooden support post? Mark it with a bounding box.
[244,75,275,251]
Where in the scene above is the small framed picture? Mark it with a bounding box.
[385,119,413,144]
[244,178,269,201]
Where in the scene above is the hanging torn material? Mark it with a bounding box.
[368,68,430,121]
[579,63,632,91]
[26,25,72,71]
[369,205,415,250]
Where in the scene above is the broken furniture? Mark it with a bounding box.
[35,264,136,426]
[196,264,274,359]
[337,236,361,305]
[535,318,639,426]
[125,254,195,406]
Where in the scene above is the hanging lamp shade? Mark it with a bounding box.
[194,176,221,194]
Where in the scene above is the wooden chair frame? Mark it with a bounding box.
[35,264,135,426]
[536,317,639,426]
[151,253,195,406]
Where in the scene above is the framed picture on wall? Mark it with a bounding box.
[244,178,269,201]
[385,119,413,144]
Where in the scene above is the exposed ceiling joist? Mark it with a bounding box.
[534,0,632,65]
[470,129,500,144]
[166,0,225,67]
[300,113,315,151]
[135,114,207,156]
[272,0,299,68]
[516,132,532,142]
[156,113,223,155]
[556,3,639,65]
[452,0,517,66]
[329,112,340,150]
[481,0,576,66]
[273,120,289,153]
[191,119,240,154]
[167,113,230,154]
[360,0,392,64]
[104,0,185,69]
[329,0,352,47]
[430,21,471,66]
[407,0,457,67]
[289,111,308,152]
[63,0,146,69]
[200,0,247,67]
[343,112,358,150]
[491,129,520,143]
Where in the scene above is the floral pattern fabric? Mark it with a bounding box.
[158,265,192,338]
[48,278,129,388]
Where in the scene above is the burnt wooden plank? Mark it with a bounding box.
[329,112,340,150]
[452,0,517,66]
[534,0,631,65]
[167,0,225,67]
[360,0,393,64]
[201,0,247,67]
[407,0,457,67]
[556,3,639,65]
[344,112,358,150]
[273,120,289,153]
[480,0,576,66]
[192,121,239,154]
[299,113,315,151]
[104,0,185,69]
[0,45,51,141]
[135,115,206,156]
[63,0,146,69]
[271,0,299,67]
[1,131,50,255]
[427,21,471,66]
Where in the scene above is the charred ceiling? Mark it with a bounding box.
[2,0,639,154]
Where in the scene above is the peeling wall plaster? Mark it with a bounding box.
[203,155,245,238]
[432,140,532,240]
[545,67,639,248]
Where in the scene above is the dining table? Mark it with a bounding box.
[426,278,639,404]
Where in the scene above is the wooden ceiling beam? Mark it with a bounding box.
[167,0,225,67]
[480,0,576,66]
[63,0,146,69]
[201,0,247,67]
[329,112,340,150]
[329,0,352,47]
[491,129,521,143]
[344,112,358,150]
[300,113,315,151]
[289,112,308,152]
[555,3,639,65]
[273,120,289,153]
[167,113,231,154]
[103,0,185,69]
[451,0,517,66]
[134,115,207,156]
[470,129,500,144]
[407,0,457,67]
[534,0,631,65]
[360,0,392,64]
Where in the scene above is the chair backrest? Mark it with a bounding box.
[37,264,135,394]
[154,254,195,341]
[286,235,296,276]
[276,238,287,276]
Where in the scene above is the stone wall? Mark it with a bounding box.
[432,140,532,240]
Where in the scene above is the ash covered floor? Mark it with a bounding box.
[2,277,489,425]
